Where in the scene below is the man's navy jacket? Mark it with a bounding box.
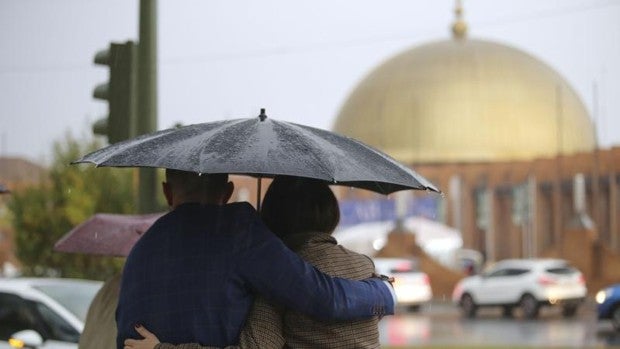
[116,202,393,348]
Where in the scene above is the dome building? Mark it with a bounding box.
[332,3,620,289]
[334,7,595,163]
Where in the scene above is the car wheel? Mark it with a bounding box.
[519,294,539,319]
[612,306,620,331]
[460,293,477,318]
[561,304,578,318]
[502,305,514,318]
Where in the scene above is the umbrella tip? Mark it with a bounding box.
[258,108,267,121]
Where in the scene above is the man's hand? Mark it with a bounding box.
[123,324,161,349]
[372,273,395,284]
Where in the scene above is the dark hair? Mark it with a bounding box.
[260,176,340,240]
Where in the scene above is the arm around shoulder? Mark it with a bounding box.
[236,219,395,320]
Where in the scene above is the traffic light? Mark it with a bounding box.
[93,41,137,144]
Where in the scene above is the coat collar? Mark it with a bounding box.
[282,232,336,252]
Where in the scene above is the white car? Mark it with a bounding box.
[0,278,103,349]
[373,257,432,311]
[452,258,587,319]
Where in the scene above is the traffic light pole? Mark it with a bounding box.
[137,0,158,213]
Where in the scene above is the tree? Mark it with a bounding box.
[8,134,139,280]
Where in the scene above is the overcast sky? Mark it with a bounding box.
[1,0,619,164]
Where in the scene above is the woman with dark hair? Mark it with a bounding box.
[126,176,382,349]
[261,176,340,242]
[257,176,380,348]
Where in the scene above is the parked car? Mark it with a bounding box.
[373,257,432,311]
[596,283,620,331]
[452,258,587,319]
[0,278,103,349]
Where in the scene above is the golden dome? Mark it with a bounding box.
[333,38,596,164]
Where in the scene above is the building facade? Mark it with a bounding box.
[412,148,620,262]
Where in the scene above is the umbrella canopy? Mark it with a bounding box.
[54,212,164,257]
[74,110,440,196]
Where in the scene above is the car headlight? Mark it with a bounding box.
[8,338,25,349]
[595,288,614,304]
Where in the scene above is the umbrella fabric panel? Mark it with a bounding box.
[75,117,440,195]
[54,213,163,257]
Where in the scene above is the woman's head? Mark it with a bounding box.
[260,176,340,239]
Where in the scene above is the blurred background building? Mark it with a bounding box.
[330,3,620,294]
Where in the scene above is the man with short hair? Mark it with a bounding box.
[116,170,394,348]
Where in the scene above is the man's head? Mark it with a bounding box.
[162,169,233,208]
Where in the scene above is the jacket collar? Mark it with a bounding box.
[282,232,336,252]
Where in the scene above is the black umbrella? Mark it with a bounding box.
[74,110,440,206]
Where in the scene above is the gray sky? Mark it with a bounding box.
[1,0,619,164]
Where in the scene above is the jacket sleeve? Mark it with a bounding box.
[235,213,395,321]
[153,298,284,349]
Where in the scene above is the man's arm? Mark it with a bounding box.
[236,214,395,321]
[163,298,286,349]
[132,299,284,349]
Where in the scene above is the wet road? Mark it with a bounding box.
[378,300,620,347]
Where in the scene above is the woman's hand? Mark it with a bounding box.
[124,324,161,349]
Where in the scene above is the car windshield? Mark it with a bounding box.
[33,281,102,322]
[546,266,577,275]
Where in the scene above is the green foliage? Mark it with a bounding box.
[8,135,140,280]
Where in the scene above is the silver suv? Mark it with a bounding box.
[452,258,587,319]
